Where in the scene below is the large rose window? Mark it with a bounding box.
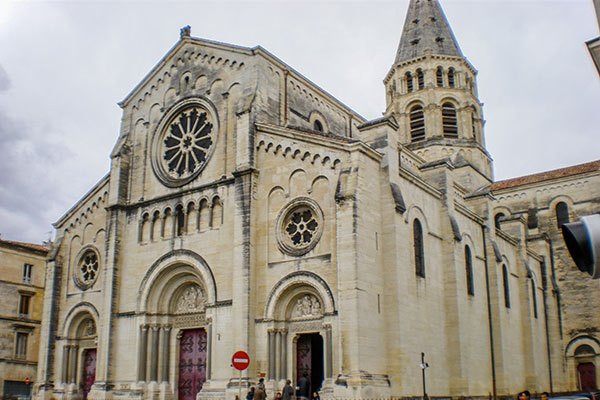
[277,198,324,256]
[152,99,218,187]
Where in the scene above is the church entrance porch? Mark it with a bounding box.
[82,348,97,400]
[178,328,208,400]
[296,333,324,397]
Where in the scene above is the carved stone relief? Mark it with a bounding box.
[175,285,206,314]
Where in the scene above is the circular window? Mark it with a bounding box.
[277,198,324,256]
[74,248,100,290]
[151,98,218,187]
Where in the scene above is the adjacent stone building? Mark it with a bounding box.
[33,1,599,400]
[0,238,48,399]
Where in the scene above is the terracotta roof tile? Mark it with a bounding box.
[491,160,600,191]
[0,238,50,254]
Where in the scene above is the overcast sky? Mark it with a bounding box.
[0,0,598,244]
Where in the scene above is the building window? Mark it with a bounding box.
[414,219,425,278]
[494,213,505,230]
[410,105,425,142]
[313,120,323,132]
[276,198,324,256]
[556,202,569,228]
[18,294,31,318]
[502,264,510,308]
[406,72,413,93]
[465,245,474,296]
[176,204,185,236]
[74,248,100,290]
[15,332,28,359]
[448,68,455,88]
[471,112,477,141]
[22,264,32,284]
[442,102,458,137]
[436,67,443,87]
[416,69,424,90]
[531,279,538,319]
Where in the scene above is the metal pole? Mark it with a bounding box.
[239,369,242,400]
[421,352,428,400]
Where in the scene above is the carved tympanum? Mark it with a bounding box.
[291,294,322,319]
[175,285,206,313]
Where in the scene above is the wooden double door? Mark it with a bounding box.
[178,328,207,400]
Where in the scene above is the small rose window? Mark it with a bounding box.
[74,248,100,290]
[277,198,324,256]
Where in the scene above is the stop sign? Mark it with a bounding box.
[232,350,250,370]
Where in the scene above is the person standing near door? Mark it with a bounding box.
[298,373,310,400]
[282,380,294,400]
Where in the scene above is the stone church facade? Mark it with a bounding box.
[34,1,599,399]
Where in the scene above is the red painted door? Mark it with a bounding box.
[178,328,207,400]
[82,349,97,400]
[578,362,598,391]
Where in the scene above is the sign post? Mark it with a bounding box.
[232,351,250,400]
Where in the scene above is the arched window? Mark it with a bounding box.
[410,105,425,141]
[471,112,478,141]
[313,120,323,132]
[414,219,425,278]
[531,279,538,319]
[442,102,458,137]
[417,69,424,90]
[465,245,474,296]
[502,264,510,308]
[556,202,569,228]
[494,213,505,230]
[448,68,455,88]
[175,204,185,236]
[406,72,413,93]
[436,67,444,87]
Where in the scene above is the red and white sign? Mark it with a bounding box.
[232,350,250,371]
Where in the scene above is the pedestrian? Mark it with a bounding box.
[255,380,267,400]
[282,379,294,400]
[541,392,549,400]
[518,391,531,400]
[275,392,282,400]
[312,392,320,400]
[246,387,255,400]
[298,373,310,400]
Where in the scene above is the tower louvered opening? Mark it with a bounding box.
[442,103,458,137]
[410,105,425,141]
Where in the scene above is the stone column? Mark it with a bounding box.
[69,345,78,384]
[137,325,149,382]
[150,325,159,382]
[325,326,332,378]
[62,345,70,383]
[160,326,171,382]
[279,329,287,380]
[267,330,275,380]
[275,330,281,381]
[206,323,212,380]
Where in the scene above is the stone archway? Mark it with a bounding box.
[264,274,335,389]
[60,306,98,398]
[566,336,600,391]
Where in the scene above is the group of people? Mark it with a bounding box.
[518,390,551,400]
[246,376,320,400]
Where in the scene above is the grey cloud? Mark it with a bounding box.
[0,65,10,92]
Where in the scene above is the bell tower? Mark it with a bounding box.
[384,0,493,181]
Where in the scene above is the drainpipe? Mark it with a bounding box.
[540,259,554,393]
[481,224,497,400]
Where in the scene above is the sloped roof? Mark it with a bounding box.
[491,160,600,191]
[0,238,49,254]
[395,0,463,64]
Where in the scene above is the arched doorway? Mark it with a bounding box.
[82,348,97,399]
[296,333,324,397]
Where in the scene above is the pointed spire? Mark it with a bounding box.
[395,0,463,64]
